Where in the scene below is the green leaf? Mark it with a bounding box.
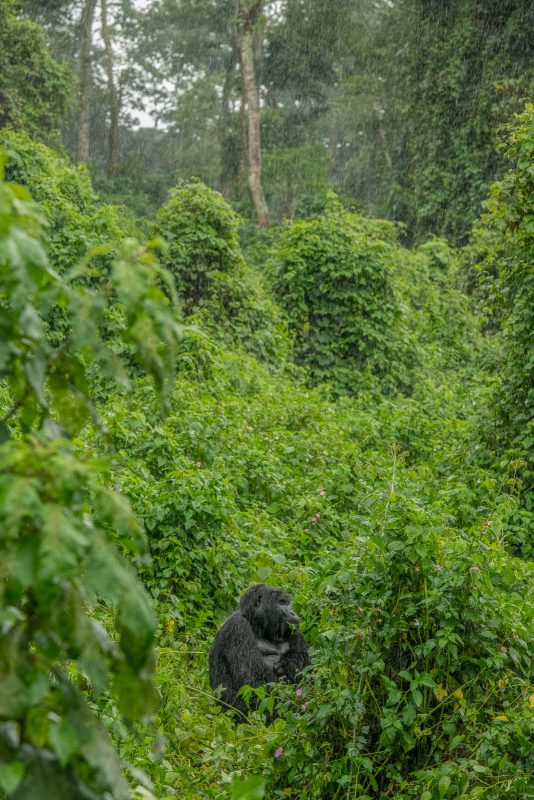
[39,504,88,580]
[257,566,273,580]
[0,762,25,796]
[412,688,423,707]
[230,775,266,800]
[438,775,451,797]
[60,682,130,800]
[49,719,80,767]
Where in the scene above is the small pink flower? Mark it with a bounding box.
[500,646,508,654]
[295,687,303,698]
[319,489,326,496]
[435,564,443,571]
[316,512,321,518]
[274,747,284,758]
[311,518,317,524]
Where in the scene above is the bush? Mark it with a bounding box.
[0,130,129,276]
[156,180,291,368]
[0,2,73,143]
[0,154,183,798]
[272,195,414,395]
[269,492,534,799]
[155,180,243,311]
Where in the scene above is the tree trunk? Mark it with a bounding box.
[76,0,98,165]
[101,0,120,178]
[237,56,248,192]
[374,101,392,169]
[236,0,269,227]
[219,46,237,198]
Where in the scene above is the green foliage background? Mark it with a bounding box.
[0,5,533,800]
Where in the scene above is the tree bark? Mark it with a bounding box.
[236,0,269,227]
[374,101,392,169]
[101,0,120,178]
[77,0,98,165]
[237,55,248,191]
[219,45,237,198]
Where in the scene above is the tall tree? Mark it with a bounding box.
[387,0,534,243]
[236,0,269,226]
[330,0,534,243]
[218,42,239,198]
[100,0,120,178]
[77,0,98,164]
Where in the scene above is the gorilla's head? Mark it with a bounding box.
[239,584,300,641]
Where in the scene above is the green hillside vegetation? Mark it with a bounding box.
[3,3,534,799]
[1,109,533,800]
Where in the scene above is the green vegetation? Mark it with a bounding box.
[16,0,534,239]
[272,198,410,394]
[0,149,182,798]
[0,5,533,800]
[347,0,534,243]
[0,2,72,144]
[471,104,534,558]
[0,130,129,277]
[155,180,290,368]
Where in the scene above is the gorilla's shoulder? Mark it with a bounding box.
[213,610,252,639]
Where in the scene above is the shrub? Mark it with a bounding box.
[155,180,243,311]
[0,130,128,276]
[0,155,183,797]
[0,2,73,143]
[270,491,534,799]
[272,195,413,395]
[156,180,291,368]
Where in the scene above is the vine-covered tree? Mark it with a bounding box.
[235,0,269,226]
[474,104,534,557]
[335,0,534,243]
[0,0,73,142]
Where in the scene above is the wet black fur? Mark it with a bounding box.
[208,584,310,718]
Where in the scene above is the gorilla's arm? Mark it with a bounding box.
[276,628,311,681]
[209,612,276,712]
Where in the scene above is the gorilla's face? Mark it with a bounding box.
[244,586,300,640]
[271,592,300,627]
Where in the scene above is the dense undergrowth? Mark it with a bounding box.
[0,115,533,800]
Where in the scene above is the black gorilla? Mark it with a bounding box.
[208,584,310,717]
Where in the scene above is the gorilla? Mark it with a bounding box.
[208,584,310,717]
